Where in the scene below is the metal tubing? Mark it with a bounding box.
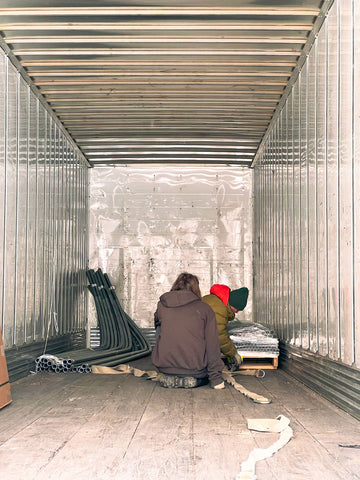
[50,269,151,369]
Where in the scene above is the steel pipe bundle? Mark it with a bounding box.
[6,332,85,382]
[35,354,92,374]
[36,269,151,373]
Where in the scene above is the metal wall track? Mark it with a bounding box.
[5,331,86,382]
[280,343,360,421]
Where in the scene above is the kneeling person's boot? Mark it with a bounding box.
[159,374,208,389]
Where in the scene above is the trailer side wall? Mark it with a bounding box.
[253,0,360,418]
[0,48,89,350]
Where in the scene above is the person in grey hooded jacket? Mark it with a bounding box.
[151,272,224,389]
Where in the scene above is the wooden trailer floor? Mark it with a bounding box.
[1,355,359,480]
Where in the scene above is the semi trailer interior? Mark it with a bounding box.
[0,1,360,479]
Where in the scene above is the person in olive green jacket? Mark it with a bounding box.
[202,284,249,371]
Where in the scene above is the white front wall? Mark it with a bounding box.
[89,166,253,327]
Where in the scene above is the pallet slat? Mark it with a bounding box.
[239,355,278,370]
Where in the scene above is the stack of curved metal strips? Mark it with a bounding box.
[228,320,279,356]
[59,269,151,370]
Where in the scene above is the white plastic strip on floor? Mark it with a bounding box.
[237,415,293,480]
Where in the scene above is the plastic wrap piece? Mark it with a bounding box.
[237,415,293,480]
[34,269,151,373]
[228,321,279,356]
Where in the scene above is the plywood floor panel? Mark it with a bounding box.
[0,356,359,480]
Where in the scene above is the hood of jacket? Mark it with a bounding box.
[159,290,200,308]
[209,284,230,306]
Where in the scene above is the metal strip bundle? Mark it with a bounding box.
[140,328,157,348]
[35,269,151,373]
[228,321,279,356]
[89,327,100,348]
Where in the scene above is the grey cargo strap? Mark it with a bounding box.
[222,371,271,404]
[93,363,271,404]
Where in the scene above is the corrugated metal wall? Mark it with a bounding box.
[253,0,360,369]
[0,46,89,350]
[89,166,253,328]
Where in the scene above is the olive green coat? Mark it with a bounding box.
[202,293,236,358]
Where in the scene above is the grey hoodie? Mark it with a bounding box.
[151,290,223,387]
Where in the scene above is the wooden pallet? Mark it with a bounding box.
[239,355,278,370]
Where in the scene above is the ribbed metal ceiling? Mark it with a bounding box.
[0,1,326,166]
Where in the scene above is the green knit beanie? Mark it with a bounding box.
[228,287,249,311]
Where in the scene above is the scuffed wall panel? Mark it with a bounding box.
[15,76,29,344]
[307,44,317,353]
[316,24,328,358]
[326,2,340,360]
[4,62,17,347]
[338,0,354,366]
[89,166,253,328]
[254,0,359,368]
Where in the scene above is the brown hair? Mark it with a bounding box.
[170,272,202,299]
